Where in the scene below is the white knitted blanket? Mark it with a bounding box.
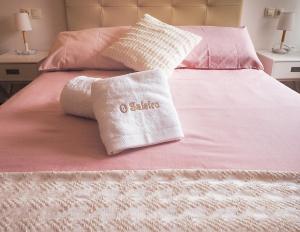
[0,169,299,232]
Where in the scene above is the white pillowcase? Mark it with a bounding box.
[102,14,201,76]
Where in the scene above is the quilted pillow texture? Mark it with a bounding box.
[39,27,129,71]
[102,14,201,75]
[179,26,263,70]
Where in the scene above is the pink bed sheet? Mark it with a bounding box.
[0,69,300,172]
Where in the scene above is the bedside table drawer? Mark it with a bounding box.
[0,63,39,81]
[272,62,300,80]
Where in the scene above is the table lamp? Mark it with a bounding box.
[272,12,295,54]
[15,11,36,55]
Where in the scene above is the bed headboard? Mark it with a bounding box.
[65,0,243,30]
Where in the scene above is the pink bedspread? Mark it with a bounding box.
[0,69,300,172]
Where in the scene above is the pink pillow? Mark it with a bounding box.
[179,26,263,70]
[41,26,262,71]
[39,27,129,71]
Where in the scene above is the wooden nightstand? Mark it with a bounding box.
[0,51,48,103]
[257,50,300,80]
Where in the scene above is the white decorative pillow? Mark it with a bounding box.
[102,14,201,76]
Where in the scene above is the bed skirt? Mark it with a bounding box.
[0,169,299,231]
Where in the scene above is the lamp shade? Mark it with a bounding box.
[277,12,295,31]
[15,12,32,31]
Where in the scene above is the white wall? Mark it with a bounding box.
[241,0,300,50]
[0,0,299,51]
[0,0,66,53]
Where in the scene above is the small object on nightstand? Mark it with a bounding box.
[14,10,36,55]
[272,12,295,54]
[0,51,48,103]
[0,49,8,55]
[257,50,300,80]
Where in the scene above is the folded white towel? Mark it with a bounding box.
[60,76,100,119]
[92,69,184,155]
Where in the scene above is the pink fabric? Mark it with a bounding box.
[179,26,263,70]
[0,69,300,172]
[40,26,262,72]
[39,27,129,71]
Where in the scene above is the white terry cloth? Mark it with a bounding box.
[92,69,184,155]
[60,76,100,119]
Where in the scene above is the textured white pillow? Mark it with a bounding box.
[102,14,201,76]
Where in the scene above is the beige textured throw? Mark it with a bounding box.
[0,169,299,232]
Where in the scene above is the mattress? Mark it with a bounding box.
[0,69,300,172]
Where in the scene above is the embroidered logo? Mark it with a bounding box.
[119,101,160,113]
[119,104,128,113]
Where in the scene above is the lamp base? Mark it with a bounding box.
[15,49,37,55]
[272,48,288,54]
[272,43,290,54]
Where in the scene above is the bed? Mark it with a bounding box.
[0,0,299,231]
[1,68,300,172]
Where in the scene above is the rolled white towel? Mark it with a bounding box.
[92,69,184,155]
[60,76,100,119]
